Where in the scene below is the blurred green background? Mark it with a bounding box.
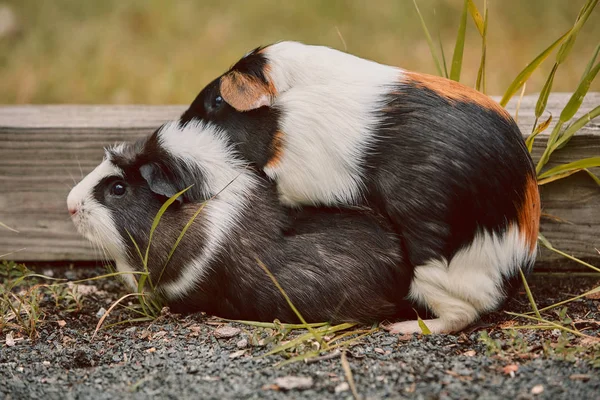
[0,0,598,104]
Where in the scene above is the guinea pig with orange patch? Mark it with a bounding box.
[177,41,540,333]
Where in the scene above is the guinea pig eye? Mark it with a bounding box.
[110,181,127,197]
[211,95,224,110]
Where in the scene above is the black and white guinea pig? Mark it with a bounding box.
[172,41,541,333]
[67,122,420,324]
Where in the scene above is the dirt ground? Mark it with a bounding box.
[1,265,599,399]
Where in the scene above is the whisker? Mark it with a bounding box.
[76,157,84,179]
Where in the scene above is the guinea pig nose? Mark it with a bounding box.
[68,207,77,216]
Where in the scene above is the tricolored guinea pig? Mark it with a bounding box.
[176,41,541,333]
[66,122,419,324]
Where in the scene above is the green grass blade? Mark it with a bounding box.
[580,43,600,82]
[555,105,600,150]
[256,258,323,343]
[537,169,583,186]
[519,268,541,319]
[450,0,468,81]
[504,311,593,338]
[438,32,449,78]
[537,157,600,180]
[466,0,484,36]
[534,63,558,122]
[558,62,600,123]
[475,0,488,93]
[417,316,432,335]
[525,114,552,152]
[156,202,207,285]
[585,169,600,186]
[413,0,443,76]
[228,319,329,329]
[0,221,19,233]
[538,234,600,273]
[500,30,570,107]
[143,185,193,268]
[555,0,598,64]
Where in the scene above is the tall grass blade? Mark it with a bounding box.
[500,30,570,107]
[450,0,468,81]
[475,0,488,93]
[534,63,558,123]
[505,311,594,338]
[157,202,207,285]
[143,186,193,268]
[92,292,146,341]
[466,0,484,36]
[538,233,600,274]
[413,0,443,76]
[438,32,449,78]
[525,114,552,152]
[555,105,600,150]
[519,268,541,319]
[0,221,19,233]
[558,62,600,123]
[537,169,583,186]
[580,43,600,82]
[555,0,598,64]
[585,169,600,185]
[537,157,600,180]
[256,258,323,343]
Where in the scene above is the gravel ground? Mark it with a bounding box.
[1,266,599,399]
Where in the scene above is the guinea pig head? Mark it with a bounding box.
[67,121,259,295]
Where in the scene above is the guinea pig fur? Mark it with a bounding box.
[66,121,418,325]
[177,41,541,334]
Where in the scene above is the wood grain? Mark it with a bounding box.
[0,94,598,269]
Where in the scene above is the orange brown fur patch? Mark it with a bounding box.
[517,174,541,252]
[403,72,511,120]
[220,70,276,112]
[265,130,285,169]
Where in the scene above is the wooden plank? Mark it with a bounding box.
[0,94,599,268]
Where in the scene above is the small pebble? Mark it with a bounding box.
[335,382,349,394]
[274,376,314,391]
[96,307,106,318]
[214,326,240,339]
[236,338,248,349]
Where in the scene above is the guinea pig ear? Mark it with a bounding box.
[219,71,275,111]
[139,164,183,204]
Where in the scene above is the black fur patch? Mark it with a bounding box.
[365,82,536,271]
[180,47,281,168]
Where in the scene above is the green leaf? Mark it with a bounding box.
[500,30,570,107]
[525,114,552,153]
[413,0,443,76]
[450,0,468,81]
[555,105,600,150]
[466,0,484,36]
[417,315,432,335]
[538,157,600,180]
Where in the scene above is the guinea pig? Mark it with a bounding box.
[176,41,541,334]
[66,121,420,324]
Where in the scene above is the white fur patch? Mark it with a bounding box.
[261,41,403,206]
[67,159,139,290]
[390,226,535,334]
[157,121,259,299]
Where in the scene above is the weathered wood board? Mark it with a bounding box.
[0,94,599,269]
